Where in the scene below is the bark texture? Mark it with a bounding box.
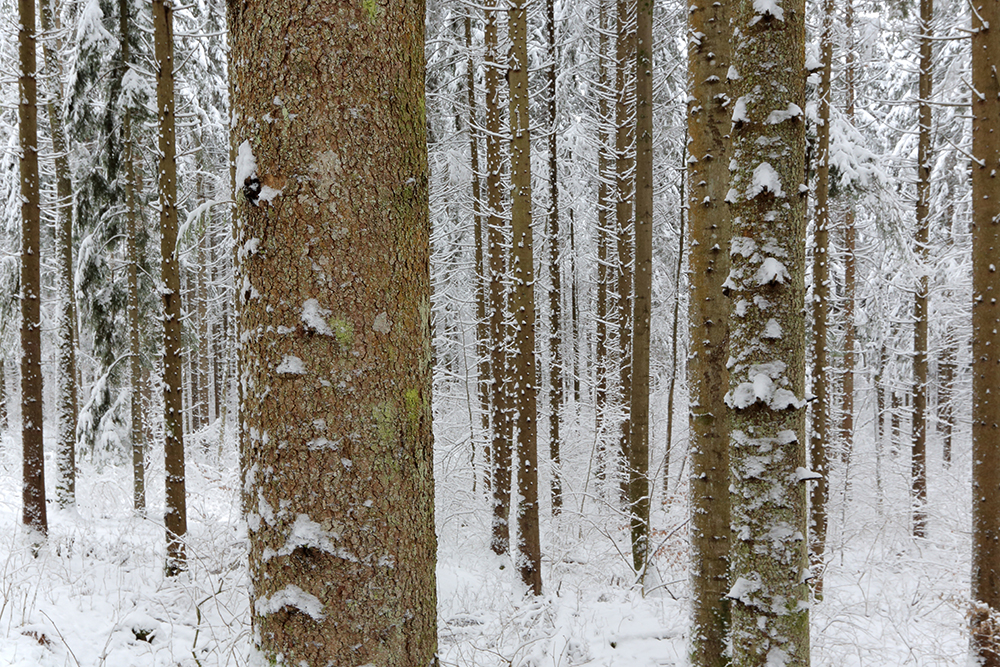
[727,0,809,663]
[546,0,563,515]
[20,0,46,538]
[686,0,732,660]
[509,0,542,595]
[229,0,438,662]
[911,0,932,539]
[971,0,1000,661]
[154,0,187,575]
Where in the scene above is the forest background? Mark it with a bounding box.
[0,0,992,663]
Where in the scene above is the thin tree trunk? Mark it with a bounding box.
[154,0,187,574]
[509,0,542,595]
[971,0,1000,660]
[19,0,46,538]
[626,0,652,577]
[912,0,932,539]
[615,0,636,501]
[809,0,834,594]
[840,0,857,473]
[546,0,563,515]
[486,0,511,556]
[40,0,78,509]
[595,0,611,485]
[467,11,491,493]
[687,0,732,653]
[663,153,683,499]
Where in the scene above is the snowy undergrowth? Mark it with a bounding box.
[0,390,975,666]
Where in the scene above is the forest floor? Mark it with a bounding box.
[0,401,974,666]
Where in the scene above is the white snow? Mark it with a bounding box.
[748,162,786,199]
[302,298,334,335]
[255,584,325,620]
[752,0,784,21]
[235,140,256,193]
[732,96,748,124]
[275,355,306,375]
[755,257,790,285]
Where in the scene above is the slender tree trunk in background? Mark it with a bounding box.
[939,344,954,467]
[626,0,652,577]
[663,155,683,499]
[20,0,46,538]
[485,0,511,556]
[467,12,491,492]
[971,1,1000,661]
[875,348,886,514]
[728,0,809,661]
[509,0,542,595]
[595,0,611,482]
[122,0,145,513]
[891,387,901,454]
[570,209,580,404]
[229,0,438,661]
[809,0,834,594]
[912,0,932,539]
[198,210,211,430]
[615,0,636,500]
[40,0,78,509]
[840,0,857,471]
[546,0,563,515]
[0,362,7,432]
[154,0,187,574]
[687,0,732,657]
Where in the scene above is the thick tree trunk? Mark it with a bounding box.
[911,0,932,539]
[229,0,438,662]
[19,0,46,538]
[154,0,187,574]
[686,0,732,658]
[971,0,1000,661]
[728,0,809,662]
[509,0,542,595]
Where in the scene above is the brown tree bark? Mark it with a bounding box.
[509,0,542,595]
[911,0,932,539]
[154,0,187,574]
[485,0,512,557]
[228,0,438,661]
[727,0,809,661]
[809,0,834,594]
[627,0,652,577]
[20,0,46,538]
[687,0,732,658]
[595,0,611,483]
[971,0,1000,661]
[546,0,563,516]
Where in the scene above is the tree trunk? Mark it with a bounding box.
[809,0,834,595]
[687,0,732,658]
[595,0,611,484]
[154,0,187,574]
[509,0,542,595]
[911,0,932,540]
[626,0,653,577]
[728,0,809,662]
[546,0,563,516]
[615,0,636,500]
[971,0,1000,661]
[20,0,46,538]
[228,0,438,661]
[485,0,512,557]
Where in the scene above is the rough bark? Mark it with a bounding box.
[485,0,512,556]
[911,0,932,540]
[154,0,187,574]
[727,0,809,662]
[20,0,46,538]
[971,0,1000,661]
[509,0,542,595]
[228,0,438,662]
[687,0,732,659]
[809,0,833,593]
[595,0,611,480]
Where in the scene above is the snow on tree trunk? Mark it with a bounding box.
[686,0,732,659]
[726,0,809,662]
[229,0,438,661]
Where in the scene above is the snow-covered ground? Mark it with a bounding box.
[0,399,973,666]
